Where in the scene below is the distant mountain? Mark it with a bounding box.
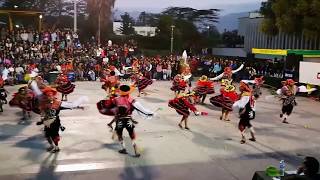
[217,12,248,32]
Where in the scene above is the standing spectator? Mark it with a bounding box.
[156,63,163,80]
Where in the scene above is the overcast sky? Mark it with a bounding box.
[114,0,265,15]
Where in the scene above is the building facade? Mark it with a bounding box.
[239,12,320,54]
[113,22,156,37]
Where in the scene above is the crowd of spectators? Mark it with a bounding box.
[0,27,291,87]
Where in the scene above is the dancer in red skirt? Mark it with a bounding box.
[194,75,215,104]
[56,74,75,101]
[168,92,200,130]
[9,86,36,120]
[133,73,153,97]
[101,70,120,96]
[210,80,238,121]
[171,74,187,97]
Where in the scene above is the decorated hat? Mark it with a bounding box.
[254,76,264,85]
[224,67,232,74]
[42,86,57,96]
[119,85,134,96]
[221,79,232,87]
[199,75,208,81]
[286,79,296,86]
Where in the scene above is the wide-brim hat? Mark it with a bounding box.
[200,75,208,81]
[42,86,57,96]
[119,85,134,96]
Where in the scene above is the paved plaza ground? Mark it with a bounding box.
[0,81,319,180]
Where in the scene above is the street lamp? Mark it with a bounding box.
[74,0,77,33]
[39,15,43,31]
[14,5,18,8]
[170,25,175,54]
[207,26,210,37]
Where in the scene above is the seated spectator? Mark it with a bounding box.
[285,157,320,180]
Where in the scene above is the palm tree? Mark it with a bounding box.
[87,0,116,44]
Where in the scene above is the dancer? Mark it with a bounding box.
[194,75,215,104]
[277,79,298,124]
[210,80,238,121]
[133,73,153,97]
[101,70,120,96]
[9,86,36,120]
[181,64,192,92]
[242,76,264,99]
[97,85,153,157]
[233,81,257,144]
[55,74,75,101]
[168,92,200,130]
[171,74,187,97]
[275,79,317,124]
[0,77,8,112]
[36,86,86,153]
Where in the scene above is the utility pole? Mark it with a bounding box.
[74,0,77,33]
[170,25,175,54]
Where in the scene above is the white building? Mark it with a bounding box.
[113,22,157,37]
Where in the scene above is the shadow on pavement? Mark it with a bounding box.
[119,149,159,180]
[32,153,60,180]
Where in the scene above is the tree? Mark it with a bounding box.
[260,0,320,38]
[119,12,135,35]
[136,12,160,26]
[87,0,116,43]
[222,30,243,48]
[162,7,220,31]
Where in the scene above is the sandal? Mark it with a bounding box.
[178,124,183,129]
[249,138,256,142]
[240,140,246,144]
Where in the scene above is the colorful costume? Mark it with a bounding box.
[210,80,238,111]
[9,86,36,120]
[233,81,256,144]
[209,65,243,121]
[0,77,7,112]
[241,76,264,98]
[171,74,187,95]
[101,71,120,95]
[168,92,200,130]
[134,73,153,96]
[210,79,238,121]
[97,85,153,157]
[277,79,297,124]
[56,74,75,101]
[36,86,86,153]
[194,75,215,103]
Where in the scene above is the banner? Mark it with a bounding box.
[252,48,287,56]
[299,61,320,85]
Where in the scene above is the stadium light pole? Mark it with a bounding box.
[74,0,77,33]
[170,25,175,54]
